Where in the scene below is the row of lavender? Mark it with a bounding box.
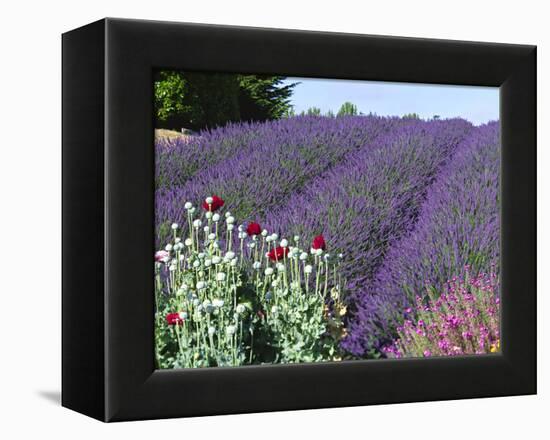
[343,122,500,355]
[155,115,499,357]
[155,115,404,246]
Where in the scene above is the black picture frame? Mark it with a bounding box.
[62,18,536,422]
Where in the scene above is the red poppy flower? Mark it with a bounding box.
[201,195,225,212]
[166,312,184,325]
[312,234,326,250]
[246,222,262,236]
[267,246,289,262]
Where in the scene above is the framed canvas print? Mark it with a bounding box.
[62,18,536,422]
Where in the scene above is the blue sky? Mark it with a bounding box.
[282,77,499,125]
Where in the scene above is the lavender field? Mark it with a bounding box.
[154,115,500,368]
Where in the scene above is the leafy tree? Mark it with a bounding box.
[403,112,421,119]
[302,107,322,116]
[283,107,296,118]
[337,101,358,116]
[154,71,190,123]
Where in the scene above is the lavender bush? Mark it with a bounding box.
[262,119,472,350]
[155,115,402,246]
[156,120,268,189]
[343,122,500,355]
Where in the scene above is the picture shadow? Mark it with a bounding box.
[37,390,61,405]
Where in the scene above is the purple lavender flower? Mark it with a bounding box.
[344,122,499,355]
[156,115,404,246]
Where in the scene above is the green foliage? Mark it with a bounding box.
[302,106,322,116]
[283,107,296,118]
[154,71,297,131]
[403,112,421,119]
[337,101,358,116]
[238,75,297,121]
[154,71,191,122]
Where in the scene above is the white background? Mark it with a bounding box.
[0,0,546,437]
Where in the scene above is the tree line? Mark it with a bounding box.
[154,71,297,132]
[154,71,368,132]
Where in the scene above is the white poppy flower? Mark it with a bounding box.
[226,325,236,335]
